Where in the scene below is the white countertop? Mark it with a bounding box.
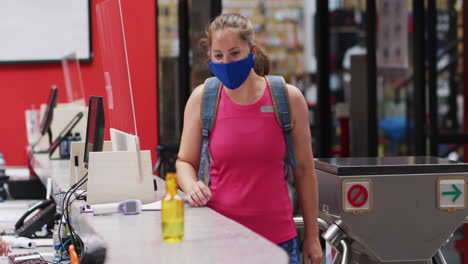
[31,153,289,263]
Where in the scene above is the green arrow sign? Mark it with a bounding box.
[442,184,462,202]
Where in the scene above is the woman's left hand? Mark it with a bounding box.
[302,236,322,264]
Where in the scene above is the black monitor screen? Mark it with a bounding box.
[83,96,105,168]
[40,86,58,135]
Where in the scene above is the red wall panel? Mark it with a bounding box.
[0,0,158,166]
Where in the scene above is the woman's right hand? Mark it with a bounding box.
[187,180,212,207]
[0,236,11,256]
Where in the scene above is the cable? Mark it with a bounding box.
[52,163,88,198]
[55,179,87,263]
[53,191,68,197]
[66,177,88,245]
[56,237,74,263]
[64,178,87,249]
[58,175,84,246]
[70,190,87,204]
[59,178,86,256]
[57,172,87,260]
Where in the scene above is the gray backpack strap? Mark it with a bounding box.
[198,77,222,186]
[265,75,298,167]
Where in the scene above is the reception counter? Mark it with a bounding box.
[30,153,289,263]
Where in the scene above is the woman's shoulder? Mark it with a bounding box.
[181,84,205,119]
[192,83,205,98]
[282,82,311,142]
[284,83,308,124]
[186,83,205,106]
[285,83,305,104]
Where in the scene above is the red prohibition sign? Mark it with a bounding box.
[347,184,368,207]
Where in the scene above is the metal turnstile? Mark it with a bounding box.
[316,156,468,264]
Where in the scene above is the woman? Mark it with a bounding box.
[176,13,322,264]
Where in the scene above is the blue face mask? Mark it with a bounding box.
[209,53,255,90]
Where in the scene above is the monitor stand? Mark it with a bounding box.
[86,149,157,205]
[32,128,53,154]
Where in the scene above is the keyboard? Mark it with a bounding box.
[8,252,48,264]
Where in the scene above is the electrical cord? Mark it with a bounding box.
[53,188,86,200]
[56,237,73,262]
[57,172,87,261]
[70,190,87,204]
[52,191,68,197]
[59,177,87,257]
[64,178,87,250]
[58,190,81,261]
[60,189,86,258]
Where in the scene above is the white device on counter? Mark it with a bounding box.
[92,199,142,215]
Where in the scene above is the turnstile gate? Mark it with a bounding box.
[316,156,468,264]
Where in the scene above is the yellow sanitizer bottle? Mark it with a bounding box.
[162,172,184,242]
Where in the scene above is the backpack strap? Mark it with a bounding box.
[265,75,298,167]
[198,77,222,186]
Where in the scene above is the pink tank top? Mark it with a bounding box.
[207,83,297,243]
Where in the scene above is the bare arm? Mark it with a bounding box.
[287,84,323,264]
[176,84,212,206]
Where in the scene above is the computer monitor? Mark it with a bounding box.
[83,96,105,169]
[39,86,58,143]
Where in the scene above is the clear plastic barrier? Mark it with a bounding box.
[61,52,86,105]
[25,108,41,145]
[96,0,137,136]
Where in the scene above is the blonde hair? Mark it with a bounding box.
[200,13,270,76]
